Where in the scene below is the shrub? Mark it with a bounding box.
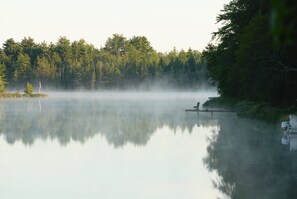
[24,82,33,95]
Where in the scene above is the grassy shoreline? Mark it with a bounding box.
[0,92,48,98]
[203,97,297,123]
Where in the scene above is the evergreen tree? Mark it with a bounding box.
[0,35,209,90]
[24,82,33,95]
[203,0,297,106]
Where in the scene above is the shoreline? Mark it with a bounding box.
[203,97,297,123]
[0,93,48,98]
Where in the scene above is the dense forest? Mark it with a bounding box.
[203,0,297,106]
[0,34,208,91]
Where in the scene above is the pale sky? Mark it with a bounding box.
[0,0,230,52]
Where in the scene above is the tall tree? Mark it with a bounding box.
[56,36,72,88]
[105,34,127,56]
[0,35,209,90]
[0,64,7,93]
[203,0,297,105]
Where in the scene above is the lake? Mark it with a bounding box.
[0,91,296,199]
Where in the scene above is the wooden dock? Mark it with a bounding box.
[185,108,236,116]
[185,101,236,115]
[185,109,236,113]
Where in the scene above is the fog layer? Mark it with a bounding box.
[0,91,217,146]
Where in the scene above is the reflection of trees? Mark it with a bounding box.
[0,99,209,147]
[204,117,297,199]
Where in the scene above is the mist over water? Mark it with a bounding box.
[0,91,217,146]
[0,91,295,199]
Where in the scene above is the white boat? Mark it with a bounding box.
[281,115,297,133]
[281,115,297,150]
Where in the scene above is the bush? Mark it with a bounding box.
[203,97,297,123]
[24,82,33,95]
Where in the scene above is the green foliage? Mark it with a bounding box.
[204,97,297,123]
[0,78,6,93]
[0,64,7,93]
[24,82,33,95]
[271,0,297,46]
[0,35,209,90]
[0,92,47,98]
[0,92,22,98]
[203,0,297,107]
[203,97,236,108]
[0,79,6,93]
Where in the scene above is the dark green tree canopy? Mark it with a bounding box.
[0,35,209,90]
[203,0,297,106]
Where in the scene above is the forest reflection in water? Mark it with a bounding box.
[0,92,223,199]
[0,92,296,199]
[204,115,297,199]
[0,92,217,146]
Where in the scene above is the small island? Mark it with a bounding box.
[0,81,47,98]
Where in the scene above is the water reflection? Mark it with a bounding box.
[0,94,213,147]
[203,116,297,199]
[1,93,295,199]
[0,93,223,199]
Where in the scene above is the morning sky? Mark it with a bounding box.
[0,0,230,52]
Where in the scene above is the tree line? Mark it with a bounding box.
[203,0,297,106]
[0,34,208,91]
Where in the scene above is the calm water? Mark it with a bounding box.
[0,92,296,199]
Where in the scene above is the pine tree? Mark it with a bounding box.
[24,82,33,95]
